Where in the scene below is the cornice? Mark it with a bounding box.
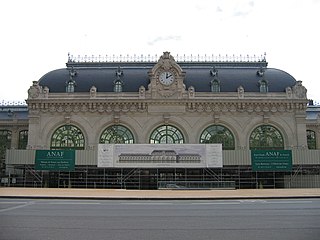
[27,99,307,115]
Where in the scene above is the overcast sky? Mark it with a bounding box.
[1,0,319,103]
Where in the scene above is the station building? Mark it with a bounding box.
[1,52,320,189]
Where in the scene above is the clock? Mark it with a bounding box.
[159,71,174,86]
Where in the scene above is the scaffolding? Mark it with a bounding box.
[3,164,320,189]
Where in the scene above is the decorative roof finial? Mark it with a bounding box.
[115,66,123,79]
[210,66,218,77]
[69,66,77,80]
[257,66,265,77]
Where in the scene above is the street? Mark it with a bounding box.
[1,198,320,240]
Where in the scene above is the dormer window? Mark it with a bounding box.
[114,80,123,92]
[66,67,77,93]
[211,79,220,92]
[210,66,220,92]
[114,66,124,93]
[66,80,76,93]
[259,80,268,93]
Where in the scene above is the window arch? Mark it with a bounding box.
[149,125,184,144]
[200,125,235,150]
[99,125,134,144]
[18,130,28,149]
[249,125,284,150]
[51,125,85,150]
[307,130,317,149]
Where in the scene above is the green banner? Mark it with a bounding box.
[251,150,292,171]
[35,150,75,171]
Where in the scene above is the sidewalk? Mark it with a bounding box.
[1,187,320,200]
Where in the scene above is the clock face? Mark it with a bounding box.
[159,71,174,86]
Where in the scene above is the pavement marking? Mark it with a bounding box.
[266,200,313,204]
[122,202,174,205]
[46,202,101,205]
[191,202,241,205]
[0,201,34,213]
[0,202,29,204]
[239,200,267,203]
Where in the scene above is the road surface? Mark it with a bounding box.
[1,198,319,240]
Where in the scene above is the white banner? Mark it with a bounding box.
[98,144,222,168]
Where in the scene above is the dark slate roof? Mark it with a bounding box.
[0,105,29,121]
[38,61,296,93]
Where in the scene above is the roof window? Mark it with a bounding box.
[259,80,268,93]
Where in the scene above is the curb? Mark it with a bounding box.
[1,195,320,200]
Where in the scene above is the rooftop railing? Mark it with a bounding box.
[67,53,267,63]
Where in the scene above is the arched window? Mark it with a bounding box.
[200,125,235,150]
[66,80,76,93]
[0,130,11,160]
[149,125,184,144]
[307,130,317,149]
[66,67,77,93]
[249,125,284,150]
[100,125,134,144]
[259,80,268,93]
[211,79,220,92]
[18,130,28,149]
[114,80,123,92]
[51,125,85,150]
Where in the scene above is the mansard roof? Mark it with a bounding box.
[0,105,29,121]
[38,54,296,93]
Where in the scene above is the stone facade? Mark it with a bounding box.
[26,52,309,150]
[2,52,320,189]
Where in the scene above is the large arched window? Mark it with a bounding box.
[51,125,85,150]
[249,125,284,150]
[18,130,28,149]
[200,125,235,150]
[307,130,317,149]
[149,125,184,144]
[100,125,134,144]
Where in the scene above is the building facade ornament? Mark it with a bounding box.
[292,80,307,98]
[90,86,97,98]
[28,81,41,99]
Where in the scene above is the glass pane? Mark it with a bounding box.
[100,125,134,144]
[249,125,284,150]
[149,125,184,144]
[260,81,268,93]
[211,80,220,92]
[18,130,28,149]
[51,125,85,150]
[0,130,12,159]
[307,130,317,149]
[200,125,235,150]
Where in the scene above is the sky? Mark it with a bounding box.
[1,0,319,104]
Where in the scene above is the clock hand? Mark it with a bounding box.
[166,74,172,79]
